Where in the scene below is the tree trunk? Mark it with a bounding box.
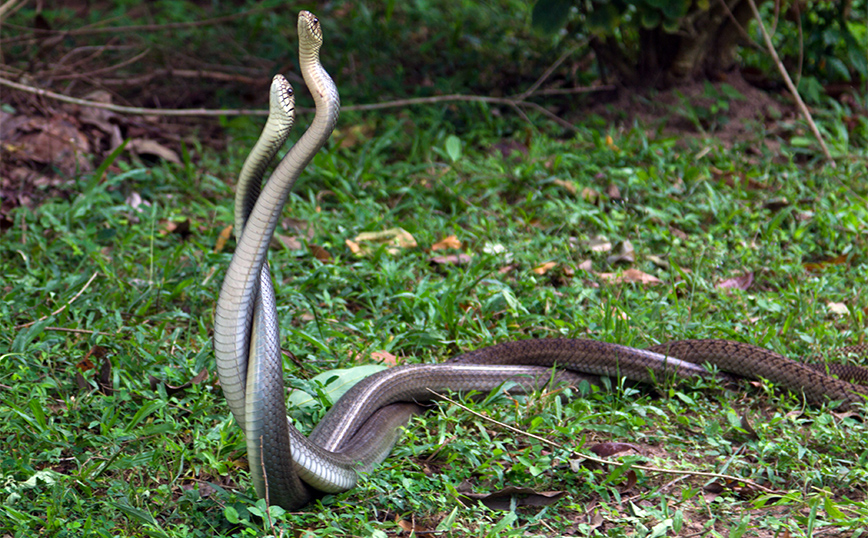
[590,0,758,88]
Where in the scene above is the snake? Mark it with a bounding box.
[214,11,868,510]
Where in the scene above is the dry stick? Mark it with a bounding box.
[517,43,583,100]
[714,0,763,51]
[0,73,612,128]
[98,68,262,86]
[0,6,271,45]
[15,272,99,329]
[44,48,152,81]
[44,326,107,336]
[427,389,780,495]
[0,0,28,21]
[258,436,276,529]
[0,75,269,116]
[745,0,834,164]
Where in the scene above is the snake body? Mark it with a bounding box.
[214,11,867,510]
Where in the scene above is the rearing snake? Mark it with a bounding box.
[214,11,868,510]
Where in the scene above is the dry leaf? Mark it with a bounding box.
[148,367,209,397]
[98,354,113,396]
[350,228,417,255]
[597,268,661,285]
[590,442,642,458]
[459,486,565,510]
[552,178,577,194]
[432,235,461,251]
[669,226,688,240]
[581,187,601,203]
[532,261,557,275]
[717,272,754,290]
[646,254,669,268]
[127,138,181,164]
[430,254,472,266]
[396,519,415,533]
[125,191,149,212]
[577,259,593,271]
[606,183,621,199]
[274,233,304,250]
[764,198,790,212]
[308,244,332,263]
[161,218,191,237]
[215,225,233,253]
[586,237,612,253]
[483,242,513,263]
[827,302,850,315]
[370,350,398,366]
[804,253,848,272]
[606,240,634,265]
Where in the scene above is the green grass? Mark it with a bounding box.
[2,2,868,532]
[2,103,867,536]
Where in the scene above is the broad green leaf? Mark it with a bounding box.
[445,135,462,163]
[288,364,388,412]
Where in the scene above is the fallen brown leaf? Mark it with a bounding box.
[148,368,209,397]
[586,237,612,253]
[370,350,398,366]
[581,187,601,203]
[430,254,472,266]
[590,442,642,458]
[552,178,577,194]
[827,302,849,315]
[597,268,661,285]
[717,272,754,290]
[308,244,332,263]
[432,235,461,251]
[804,253,848,272]
[127,138,181,164]
[532,261,557,275]
[459,486,565,510]
[349,228,417,256]
[274,233,304,250]
[214,225,233,253]
[606,240,635,265]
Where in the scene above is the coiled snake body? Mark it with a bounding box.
[214,11,868,510]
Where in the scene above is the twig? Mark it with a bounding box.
[46,48,152,81]
[259,436,275,528]
[745,0,834,164]
[0,73,612,127]
[516,43,583,99]
[15,272,99,329]
[428,389,780,495]
[0,7,272,45]
[0,75,269,116]
[0,0,27,20]
[43,326,107,336]
[715,0,762,51]
[98,68,263,87]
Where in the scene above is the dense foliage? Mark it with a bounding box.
[533,0,868,88]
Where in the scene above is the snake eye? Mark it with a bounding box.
[313,17,319,24]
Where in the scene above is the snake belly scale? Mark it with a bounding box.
[214,11,868,510]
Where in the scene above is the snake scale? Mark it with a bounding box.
[213,11,868,510]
